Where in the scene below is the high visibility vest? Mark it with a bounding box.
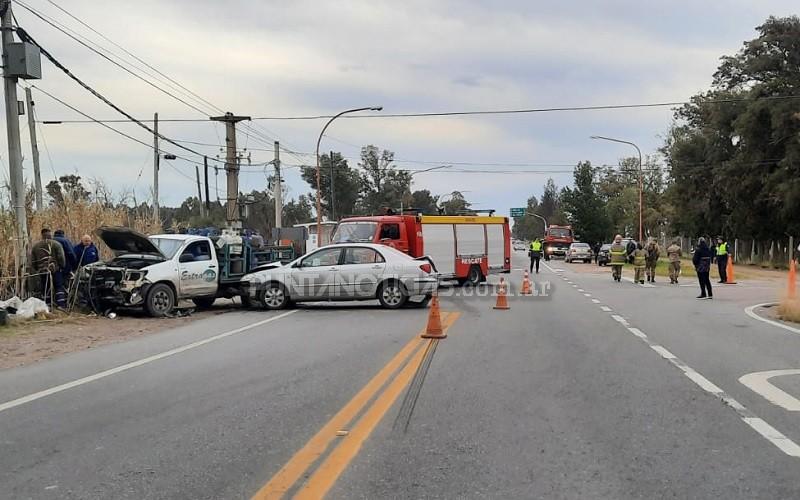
[609,244,627,264]
[633,250,646,267]
[717,243,728,256]
[531,240,542,252]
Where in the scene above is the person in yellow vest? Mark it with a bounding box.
[609,234,627,282]
[666,240,682,284]
[633,242,647,284]
[529,238,543,274]
[714,236,730,283]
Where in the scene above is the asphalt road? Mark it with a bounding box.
[1,251,800,499]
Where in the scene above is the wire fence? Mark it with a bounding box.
[658,236,798,269]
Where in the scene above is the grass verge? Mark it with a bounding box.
[778,296,800,324]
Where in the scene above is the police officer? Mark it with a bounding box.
[666,239,682,284]
[529,238,543,273]
[609,234,627,282]
[645,238,660,283]
[633,242,647,284]
[714,236,730,283]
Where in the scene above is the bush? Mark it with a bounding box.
[778,297,800,324]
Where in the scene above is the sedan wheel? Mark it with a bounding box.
[260,283,289,310]
[378,281,407,309]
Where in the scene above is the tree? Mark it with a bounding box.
[439,190,471,214]
[283,194,314,226]
[356,145,411,214]
[46,174,90,206]
[300,152,360,220]
[410,189,439,214]
[511,196,543,240]
[538,178,567,225]
[560,162,611,244]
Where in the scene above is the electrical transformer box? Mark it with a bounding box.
[6,42,42,79]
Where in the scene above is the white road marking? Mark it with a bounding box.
[572,284,578,288]
[610,314,629,326]
[0,310,298,414]
[584,293,592,297]
[577,288,584,292]
[627,327,647,339]
[650,345,676,359]
[744,303,800,335]
[591,299,600,304]
[740,370,800,411]
[600,306,612,312]
[681,368,724,394]
[742,418,800,457]
[622,277,655,288]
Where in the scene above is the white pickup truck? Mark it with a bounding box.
[83,227,282,316]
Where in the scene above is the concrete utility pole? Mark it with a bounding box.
[152,112,159,223]
[210,112,250,228]
[274,141,282,229]
[203,156,210,214]
[24,87,42,211]
[2,1,28,287]
[194,165,204,217]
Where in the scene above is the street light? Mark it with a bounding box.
[437,190,471,214]
[590,135,643,242]
[315,106,382,244]
[526,212,548,235]
[401,165,452,214]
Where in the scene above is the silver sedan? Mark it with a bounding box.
[243,243,439,309]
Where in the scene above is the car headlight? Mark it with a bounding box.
[125,270,147,281]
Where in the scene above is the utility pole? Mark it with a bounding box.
[210,112,250,228]
[24,87,42,211]
[2,0,29,289]
[274,141,282,229]
[203,156,210,214]
[329,150,335,220]
[152,112,159,223]
[195,165,204,218]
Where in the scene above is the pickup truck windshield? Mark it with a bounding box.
[149,237,184,259]
[332,222,378,243]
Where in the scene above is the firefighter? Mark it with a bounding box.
[666,239,682,284]
[609,234,627,282]
[714,236,730,283]
[31,227,66,308]
[633,242,647,284]
[645,238,660,283]
[529,238,543,274]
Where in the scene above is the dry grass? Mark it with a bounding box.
[778,296,800,324]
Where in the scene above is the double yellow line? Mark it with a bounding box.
[253,311,460,500]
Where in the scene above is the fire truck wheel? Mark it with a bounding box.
[377,280,408,309]
[462,265,483,287]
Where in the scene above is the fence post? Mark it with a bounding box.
[734,238,738,264]
[790,236,794,264]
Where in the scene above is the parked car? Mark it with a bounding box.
[597,243,612,266]
[243,243,439,310]
[564,242,592,263]
[513,241,528,251]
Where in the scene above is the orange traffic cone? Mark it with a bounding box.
[421,294,446,339]
[726,257,736,284]
[494,277,510,310]
[521,271,533,295]
[788,259,797,299]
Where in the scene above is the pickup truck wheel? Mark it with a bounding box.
[145,283,175,317]
[259,283,289,310]
[192,296,216,309]
[378,281,407,309]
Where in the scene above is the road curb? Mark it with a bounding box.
[744,302,800,335]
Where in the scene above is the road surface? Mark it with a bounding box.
[1,251,799,499]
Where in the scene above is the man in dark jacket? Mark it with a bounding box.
[626,239,637,264]
[31,228,66,307]
[693,237,714,299]
[74,234,100,267]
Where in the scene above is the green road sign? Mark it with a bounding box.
[510,207,525,217]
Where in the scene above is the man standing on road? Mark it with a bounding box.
[609,234,626,282]
[529,238,543,274]
[31,228,66,308]
[714,236,730,283]
[645,238,660,283]
[626,238,636,264]
[633,242,647,284]
[693,237,714,299]
[666,239,682,284]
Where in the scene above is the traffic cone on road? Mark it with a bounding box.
[726,258,737,284]
[521,271,533,295]
[788,259,797,300]
[421,294,446,339]
[494,277,511,310]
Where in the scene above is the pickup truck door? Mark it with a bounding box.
[338,247,386,298]
[289,247,342,299]
[177,240,218,297]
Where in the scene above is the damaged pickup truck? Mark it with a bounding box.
[82,227,292,317]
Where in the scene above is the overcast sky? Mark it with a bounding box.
[3,0,797,218]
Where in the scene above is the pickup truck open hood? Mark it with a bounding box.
[94,227,165,258]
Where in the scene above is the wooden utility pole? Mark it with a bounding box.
[204,156,210,214]
[195,165,204,217]
[24,87,42,211]
[274,141,282,229]
[152,112,159,223]
[210,112,250,228]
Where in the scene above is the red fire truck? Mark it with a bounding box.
[543,224,574,260]
[331,214,511,285]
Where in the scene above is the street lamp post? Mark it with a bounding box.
[401,165,452,214]
[526,212,548,235]
[315,106,382,245]
[590,135,643,242]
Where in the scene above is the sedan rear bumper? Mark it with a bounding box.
[404,276,439,296]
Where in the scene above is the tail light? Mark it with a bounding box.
[419,263,432,274]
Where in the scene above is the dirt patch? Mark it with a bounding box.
[777,297,800,324]
[0,300,242,371]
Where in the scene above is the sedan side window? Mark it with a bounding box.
[301,248,342,267]
[343,248,385,265]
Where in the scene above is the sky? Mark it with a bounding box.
[2,0,797,219]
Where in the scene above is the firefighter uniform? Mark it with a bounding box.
[633,247,647,284]
[529,239,542,274]
[716,240,729,283]
[645,241,660,283]
[666,242,682,284]
[609,242,627,282]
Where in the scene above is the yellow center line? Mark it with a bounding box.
[252,312,457,500]
[295,311,461,499]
